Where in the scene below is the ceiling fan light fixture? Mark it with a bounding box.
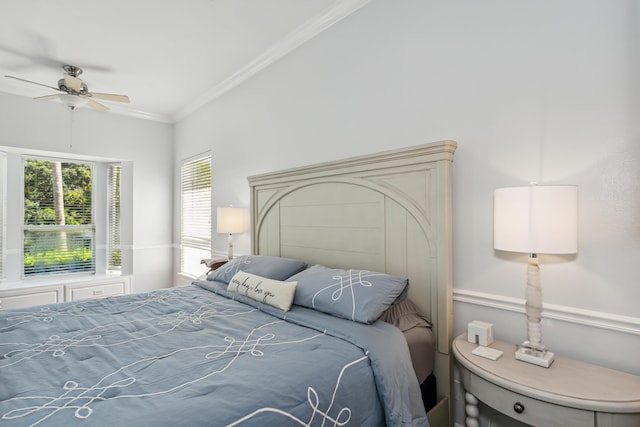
[58,94,87,110]
[5,65,129,113]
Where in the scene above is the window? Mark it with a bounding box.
[108,164,121,273]
[0,149,129,283]
[23,158,95,277]
[180,153,211,276]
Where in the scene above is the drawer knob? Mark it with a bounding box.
[513,402,525,414]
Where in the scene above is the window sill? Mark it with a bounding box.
[0,273,126,292]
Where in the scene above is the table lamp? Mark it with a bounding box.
[494,184,578,367]
[217,207,244,260]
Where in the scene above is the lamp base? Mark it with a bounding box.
[515,341,555,368]
[227,233,234,260]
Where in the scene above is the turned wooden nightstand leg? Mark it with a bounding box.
[465,391,480,427]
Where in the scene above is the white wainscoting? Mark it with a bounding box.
[453,289,640,336]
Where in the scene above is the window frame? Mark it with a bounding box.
[0,147,131,284]
[21,155,96,279]
[180,152,212,276]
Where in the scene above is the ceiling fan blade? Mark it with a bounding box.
[34,94,60,101]
[86,98,109,112]
[89,92,130,103]
[4,75,60,91]
[64,74,83,92]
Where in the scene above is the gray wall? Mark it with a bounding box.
[4,1,627,424]
[0,2,635,425]
[174,1,638,424]
[0,91,174,293]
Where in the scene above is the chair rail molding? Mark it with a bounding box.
[453,288,640,336]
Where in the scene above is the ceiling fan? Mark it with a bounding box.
[4,64,130,112]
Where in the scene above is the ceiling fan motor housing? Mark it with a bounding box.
[58,78,89,95]
[62,65,83,77]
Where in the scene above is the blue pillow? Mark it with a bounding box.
[207,255,307,284]
[287,264,408,324]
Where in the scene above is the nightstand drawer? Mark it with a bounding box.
[596,412,640,427]
[469,373,595,427]
[67,281,127,301]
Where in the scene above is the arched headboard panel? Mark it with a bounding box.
[248,140,456,405]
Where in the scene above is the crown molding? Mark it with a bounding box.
[173,0,372,123]
[453,288,640,336]
[117,108,172,124]
[104,104,172,124]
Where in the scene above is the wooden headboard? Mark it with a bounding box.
[248,140,456,409]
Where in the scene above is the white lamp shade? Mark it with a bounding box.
[217,207,244,234]
[494,185,578,254]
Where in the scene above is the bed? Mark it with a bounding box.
[0,140,456,426]
[248,140,456,425]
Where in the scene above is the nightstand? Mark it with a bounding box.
[453,334,640,427]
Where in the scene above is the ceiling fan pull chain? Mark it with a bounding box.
[69,108,74,149]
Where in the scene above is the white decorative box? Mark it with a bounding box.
[467,320,494,346]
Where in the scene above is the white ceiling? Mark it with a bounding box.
[0,0,370,123]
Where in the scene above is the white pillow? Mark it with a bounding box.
[228,271,297,312]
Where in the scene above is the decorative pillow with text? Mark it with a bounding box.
[208,255,307,284]
[228,271,298,312]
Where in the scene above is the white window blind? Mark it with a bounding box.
[108,164,121,273]
[181,153,211,276]
[23,159,95,277]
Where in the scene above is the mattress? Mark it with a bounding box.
[379,298,435,383]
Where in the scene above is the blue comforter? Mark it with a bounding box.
[0,281,428,427]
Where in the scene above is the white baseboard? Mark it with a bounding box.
[453,289,640,336]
